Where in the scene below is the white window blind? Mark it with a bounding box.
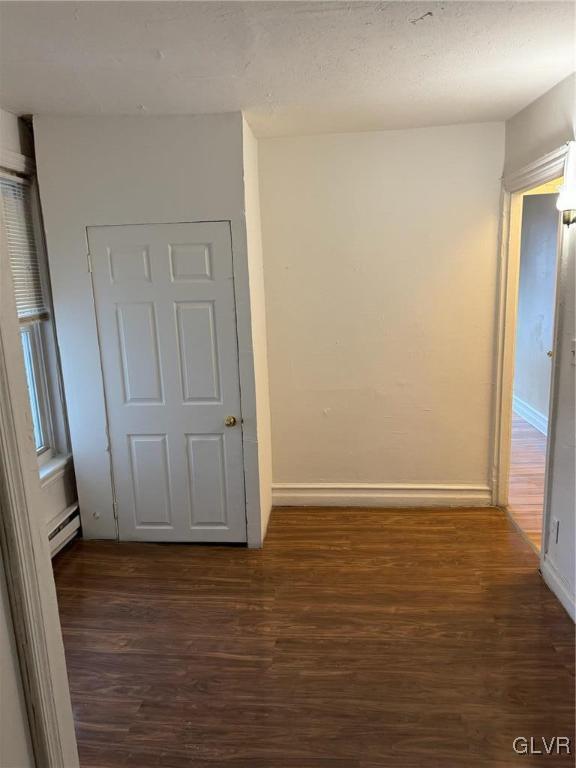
[0,176,49,322]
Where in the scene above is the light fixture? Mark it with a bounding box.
[556,140,576,225]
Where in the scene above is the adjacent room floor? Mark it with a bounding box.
[53,508,574,767]
[508,412,547,550]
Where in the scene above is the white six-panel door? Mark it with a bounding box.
[87,222,246,542]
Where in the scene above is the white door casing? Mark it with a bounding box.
[87,222,247,542]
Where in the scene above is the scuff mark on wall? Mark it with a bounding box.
[409,11,433,25]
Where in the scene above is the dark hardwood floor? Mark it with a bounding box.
[53,508,575,768]
[508,412,547,551]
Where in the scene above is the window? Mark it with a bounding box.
[1,174,67,467]
[20,321,52,454]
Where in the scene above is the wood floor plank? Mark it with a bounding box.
[53,508,575,767]
[508,413,547,551]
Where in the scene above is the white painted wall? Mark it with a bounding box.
[513,194,558,432]
[505,77,576,618]
[34,113,268,546]
[0,105,33,156]
[259,123,505,505]
[542,221,575,618]
[242,118,272,539]
[505,73,576,174]
[0,107,77,543]
[1,109,78,763]
[0,551,34,768]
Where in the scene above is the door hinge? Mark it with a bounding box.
[86,252,93,273]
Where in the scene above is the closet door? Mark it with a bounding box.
[88,222,246,542]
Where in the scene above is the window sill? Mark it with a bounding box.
[39,453,72,487]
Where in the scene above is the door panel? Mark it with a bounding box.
[116,302,163,403]
[186,434,227,526]
[175,302,221,402]
[128,434,172,527]
[88,222,246,542]
[169,242,213,281]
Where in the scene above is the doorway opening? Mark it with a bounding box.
[506,176,563,551]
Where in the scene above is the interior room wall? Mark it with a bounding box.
[1,134,78,762]
[34,113,268,546]
[504,73,575,174]
[543,220,575,618]
[0,106,77,547]
[259,122,505,506]
[0,551,34,768]
[513,193,559,433]
[0,105,33,156]
[242,117,273,538]
[505,77,576,619]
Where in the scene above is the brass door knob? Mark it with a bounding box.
[547,350,553,358]
[224,416,237,427]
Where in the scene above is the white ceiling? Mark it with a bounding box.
[0,1,574,137]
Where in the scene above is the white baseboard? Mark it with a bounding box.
[48,502,80,557]
[49,515,80,557]
[513,395,548,435]
[541,557,576,622]
[272,483,492,508]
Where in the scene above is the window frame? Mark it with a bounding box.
[19,319,55,462]
[0,169,70,471]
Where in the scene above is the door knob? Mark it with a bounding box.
[224,416,237,427]
[547,350,553,358]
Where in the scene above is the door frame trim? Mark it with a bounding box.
[0,190,79,766]
[86,219,250,545]
[491,144,568,556]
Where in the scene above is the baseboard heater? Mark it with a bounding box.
[48,503,80,557]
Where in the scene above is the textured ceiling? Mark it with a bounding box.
[0,1,574,137]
